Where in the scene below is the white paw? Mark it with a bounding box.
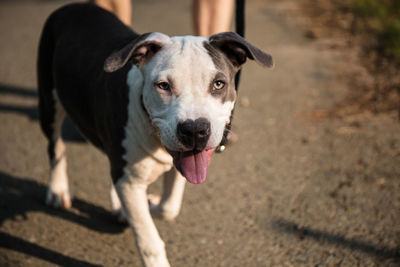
[148,194,161,210]
[45,188,72,209]
[144,254,170,267]
[140,240,170,267]
[148,195,178,221]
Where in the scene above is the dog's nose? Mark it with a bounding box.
[177,118,211,150]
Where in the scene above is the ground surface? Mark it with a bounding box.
[0,0,399,266]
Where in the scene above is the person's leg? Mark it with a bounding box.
[192,0,234,36]
[93,0,113,13]
[112,0,132,26]
[93,0,132,26]
[192,0,211,37]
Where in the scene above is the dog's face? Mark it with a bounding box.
[141,35,236,151]
[105,32,273,184]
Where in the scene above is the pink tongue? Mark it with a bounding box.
[180,151,208,184]
[166,148,215,184]
[169,149,214,184]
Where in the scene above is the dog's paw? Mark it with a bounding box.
[148,194,161,209]
[45,188,72,209]
[148,194,164,219]
[148,195,179,221]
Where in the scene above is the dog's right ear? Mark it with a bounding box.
[104,32,170,72]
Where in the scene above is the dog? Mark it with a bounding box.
[37,3,273,266]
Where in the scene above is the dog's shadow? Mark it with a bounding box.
[0,169,126,233]
[0,83,85,142]
[272,218,400,260]
[0,169,126,265]
[0,231,101,267]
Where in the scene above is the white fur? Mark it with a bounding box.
[141,36,235,152]
[46,91,71,208]
[110,183,122,211]
[117,35,236,267]
[116,176,170,267]
[120,64,175,267]
[151,168,186,221]
[110,184,128,222]
[124,67,173,167]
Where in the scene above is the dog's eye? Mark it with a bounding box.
[213,80,225,90]
[156,81,171,91]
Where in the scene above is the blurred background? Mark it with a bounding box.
[0,0,399,266]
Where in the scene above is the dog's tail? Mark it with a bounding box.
[37,14,57,140]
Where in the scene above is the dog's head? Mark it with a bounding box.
[105,32,273,184]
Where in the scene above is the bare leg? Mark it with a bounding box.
[150,168,186,221]
[93,0,132,26]
[192,0,234,36]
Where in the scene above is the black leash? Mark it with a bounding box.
[217,0,245,152]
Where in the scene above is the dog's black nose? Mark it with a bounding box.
[177,118,211,150]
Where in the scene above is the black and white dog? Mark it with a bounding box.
[38,3,273,266]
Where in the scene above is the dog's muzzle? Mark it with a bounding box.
[176,118,211,151]
[166,117,215,185]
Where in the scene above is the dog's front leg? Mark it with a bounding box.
[150,168,186,221]
[116,176,170,267]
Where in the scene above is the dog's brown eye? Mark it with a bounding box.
[156,82,170,91]
[213,80,225,90]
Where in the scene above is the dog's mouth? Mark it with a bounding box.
[166,148,215,184]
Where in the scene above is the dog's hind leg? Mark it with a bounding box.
[38,19,71,209]
[149,168,186,221]
[40,91,71,208]
[110,183,127,222]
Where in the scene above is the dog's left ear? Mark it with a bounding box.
[209,32,274,68]
[104,32,170,72]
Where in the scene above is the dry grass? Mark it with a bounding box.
[299,0,400,117]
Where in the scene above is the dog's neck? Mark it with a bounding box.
[122,66,173,166]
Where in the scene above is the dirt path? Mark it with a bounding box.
[0,0,399,266]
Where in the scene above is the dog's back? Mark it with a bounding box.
[38,3,136,153]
